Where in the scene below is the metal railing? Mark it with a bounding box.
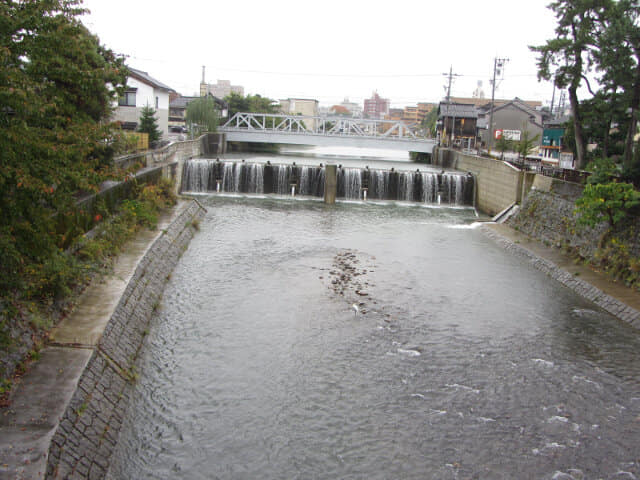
[220,112,424,141]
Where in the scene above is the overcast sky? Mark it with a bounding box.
[81,0,561,108]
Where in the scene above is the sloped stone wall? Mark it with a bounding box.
[46,200,206,479]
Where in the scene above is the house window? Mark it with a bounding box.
[118,90,136,107]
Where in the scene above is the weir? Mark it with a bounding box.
[181,159,474,206]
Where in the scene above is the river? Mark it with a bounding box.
[109,148,640,480]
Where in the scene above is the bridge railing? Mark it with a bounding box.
[220,112,421,141]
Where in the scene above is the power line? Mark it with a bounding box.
[122,55,540,80]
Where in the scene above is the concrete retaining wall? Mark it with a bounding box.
[482,225,640,328]
[45,200,206,479]
[433,148,525,215]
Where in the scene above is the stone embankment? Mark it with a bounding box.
[482,225,640,328]
[483,180,640,329]
[45,200,206,479]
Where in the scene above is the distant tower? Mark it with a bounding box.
[472,80,485,99]
[200,66,207,97]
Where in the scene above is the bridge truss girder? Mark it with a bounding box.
[221,112,419,140]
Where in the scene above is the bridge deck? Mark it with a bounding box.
[219,112,436,153]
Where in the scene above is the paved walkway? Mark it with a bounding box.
[0,202,185,480]
[485,223,640,326]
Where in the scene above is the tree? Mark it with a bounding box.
[530,0,611,170]
[515,127,541,160]
[185,97,218,135]
[137,105,161,145]
[579,91,627,161]
[421,108,439,138]
[495,136,514,160]
[595,0,640,168]
[0,0,127,297]
[575,182,640,246]
[225,92,277,118]
[586,157,620,184]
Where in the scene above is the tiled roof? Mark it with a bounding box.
[438,103,478,118]
[128,67,175,92]
[170,96,199,108]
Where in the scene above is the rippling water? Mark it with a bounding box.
[109,196,640,480]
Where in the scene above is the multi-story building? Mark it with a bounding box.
[113,67,175,138]
[402,106,419,125]
[279,98,319,130]
[363,92,389,119]
[200,79,244,99]
[417,102,436,123]
[340,97,362,117]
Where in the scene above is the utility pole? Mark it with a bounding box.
[443,65,460,147]
[488,57,508,153]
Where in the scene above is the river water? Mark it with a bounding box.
[110,149,640,480]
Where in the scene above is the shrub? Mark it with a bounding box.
[575,182,640,229]
[586,157,620,185]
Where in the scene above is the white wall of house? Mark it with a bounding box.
[112,77,170,139]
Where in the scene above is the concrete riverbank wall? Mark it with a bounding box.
[483,225,640,328]
[485,176,640,328]
[45,200,206,479]
[433,148,535,215]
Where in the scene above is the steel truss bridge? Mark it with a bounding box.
[219,112,436,153]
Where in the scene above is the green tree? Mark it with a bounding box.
[595,0,640,169]
[586,157,620,184]
[225,92,277,118]
[515,127,541,160]
[185,96,218,135]
[495,136,514,160]
[421,107,439,138]
[530,0,611,170]
[0,0,127,297]
[575,182,640,245]
[137,105,161,145]
[579,91,627,161]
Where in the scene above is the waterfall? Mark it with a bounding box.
[421,172,437,203]
[339,168,362,200]
[370,170,388,199]
[247,163,264,194]
[298,166,324,196]
[271,165,286,195]
[182,158,210,192]
[398,171,414,201]
[181,159,473,205]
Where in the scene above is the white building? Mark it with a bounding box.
[113,67,175,138]
[340,97,362,117]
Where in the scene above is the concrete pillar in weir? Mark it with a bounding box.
[324,164,337,204]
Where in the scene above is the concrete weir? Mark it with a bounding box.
[0,200,205,480]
